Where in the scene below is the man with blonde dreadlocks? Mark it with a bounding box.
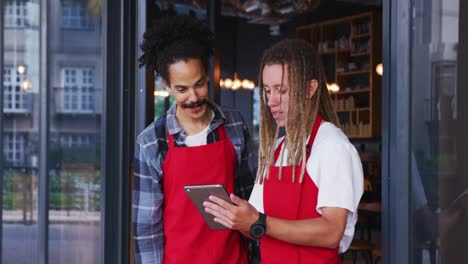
[133,14,255,264]
[204,39,364,263]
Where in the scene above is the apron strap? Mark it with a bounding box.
[166,124,227,147]
[217,124,227,140]
[307,115,323,155]
[274,115,323,162]
[167,130,175,147]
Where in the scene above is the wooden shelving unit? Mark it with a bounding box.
[297,12,382,138]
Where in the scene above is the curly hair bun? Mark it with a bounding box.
[139,14,214,74]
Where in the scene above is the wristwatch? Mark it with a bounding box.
[250,212,266,239]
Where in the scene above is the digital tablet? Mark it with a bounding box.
[184,184,233,230]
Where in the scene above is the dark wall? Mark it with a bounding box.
[218,16,286,133]
[218,1,380,134]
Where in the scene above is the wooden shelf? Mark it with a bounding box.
[351,33,370,40]
[350,52,370,57]
[348,135,373,139]
[336,107,370,113]
[297,11,382,139]
[337,70,370,77]
[334,88,370,95]
[320,48,351,55]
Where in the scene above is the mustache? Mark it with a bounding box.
[181,99,208,109]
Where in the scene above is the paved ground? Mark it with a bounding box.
[2,211,408,264]
[2,210,99,223]
[3,223,100,264]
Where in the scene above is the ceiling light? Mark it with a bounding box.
[220,72,255,91]
[376,63,383,76]
[327,83,340,93]
[154,90,169,97]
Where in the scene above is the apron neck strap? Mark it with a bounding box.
[274,115,323,162]
[166,124,227,147]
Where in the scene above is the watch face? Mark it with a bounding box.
[251,224,265,238]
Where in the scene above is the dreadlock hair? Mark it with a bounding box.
[256,39,339,184]
[138,14,214,84]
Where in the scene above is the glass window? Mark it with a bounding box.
[2,0,104,263]
[2,1,39,262]
[61,67,95,113]
[252,87,260,146]
[410,0,466,263]
[4,0,30,28]
[49,1,102,263]
[3,133,26,165]
[154,75,174,119]
[59,133,96,147]
[2,65,29,112]
[62,3,95,30]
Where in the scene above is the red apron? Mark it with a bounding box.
[262,116,341,264]
[162,125,248,264]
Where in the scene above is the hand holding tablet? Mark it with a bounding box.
[184,184,233,230]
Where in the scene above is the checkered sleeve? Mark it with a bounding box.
[132,135,164,264]
[223,110,256,200]
[238,114,256,200]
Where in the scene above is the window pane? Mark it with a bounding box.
[48,0,102,263]
[4,1,33,28]
[410,0,466,263]
[62,67,95,113]
[154,75,174,119]
[2,0,40,262]
[2,0,103,263]
[62,3,95,30]
[252,87,260,146]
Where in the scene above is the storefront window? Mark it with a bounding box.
[2,0,104,263]
[410,0,466,262]
[47,0,102,263]
[252,87,259,146]
[2,0,40,262]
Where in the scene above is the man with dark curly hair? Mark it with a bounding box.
[133,14,255,264]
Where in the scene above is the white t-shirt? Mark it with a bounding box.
[248,122,364,253]
[185,125,210,146]
[184,112,214,147]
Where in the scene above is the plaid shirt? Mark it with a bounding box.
[132,101,256,264]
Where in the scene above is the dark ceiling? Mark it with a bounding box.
[158,0,382,24]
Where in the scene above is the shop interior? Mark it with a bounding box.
[142,1,384,263]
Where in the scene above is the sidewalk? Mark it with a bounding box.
[2,209,100,223]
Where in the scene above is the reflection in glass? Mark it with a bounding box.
[154,75,174,119]
[410,0,466,263]
[2,0,103,263]
[252,87,260,146]
[47,0,102,263]
[2,0,40,263]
